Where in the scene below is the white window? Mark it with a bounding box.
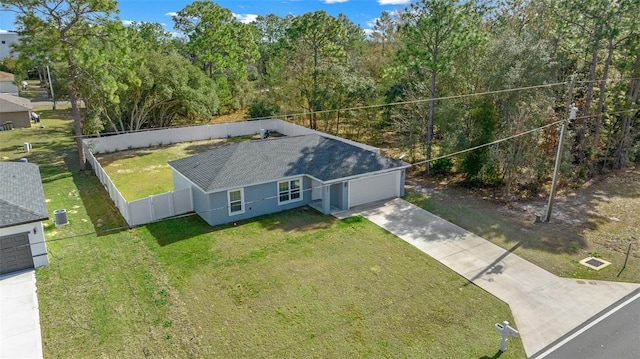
[228,189,244,215]
[278,178,302,204]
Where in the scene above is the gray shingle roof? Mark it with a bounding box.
[168,134,409,192]
[0,93,32,112]
[0,162,49,228]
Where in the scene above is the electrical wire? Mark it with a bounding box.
[37,75,640,141]
[410,108,639,166]
[18,108,639,246]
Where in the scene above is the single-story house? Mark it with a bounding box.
[0,31,20,60]
[0,71,19,95]
[168,134,410,226]
[0,93,33,129]
[0,162,50,275]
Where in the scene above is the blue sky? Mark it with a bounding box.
[1,0,411,34]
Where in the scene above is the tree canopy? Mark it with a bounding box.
[4,0,638,194]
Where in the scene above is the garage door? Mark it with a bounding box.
[0,233,34,275]
[348,171,400,208]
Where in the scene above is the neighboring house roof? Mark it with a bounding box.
[0,82,19,95]
[168,134,410,193]
[0,162,49,228]
[0,93,32,112]
[0,71,15,82]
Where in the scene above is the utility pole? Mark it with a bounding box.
[46,63,55,110]
[544,75,575,223]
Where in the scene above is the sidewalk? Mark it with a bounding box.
[335,198,640,357]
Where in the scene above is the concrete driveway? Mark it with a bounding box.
[0,270,43,359]
[335,198,640,357]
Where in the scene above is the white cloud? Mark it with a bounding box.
[233,13,258,24]
[324,0,349,3]
[165,12,178,17]
[366,18,378,28]
[378,0,411,5]
[121,20,134,26]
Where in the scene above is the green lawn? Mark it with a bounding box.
[138,212,524,358]
[0,112,525,358]
[405,185,640,283]
[95,135,257,200]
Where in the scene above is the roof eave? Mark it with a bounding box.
[0,216,50,229]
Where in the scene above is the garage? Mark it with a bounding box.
[348,171,400,208]
[0,233,34,275]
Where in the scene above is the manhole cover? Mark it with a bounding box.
[579,257,611,270]
[585,258,604,267]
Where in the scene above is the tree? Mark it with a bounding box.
[397,0,485,175]
[252,14,293,85]
[172,0,259,112]
[4,0,120,171]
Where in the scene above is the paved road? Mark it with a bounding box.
[531,289,640,359]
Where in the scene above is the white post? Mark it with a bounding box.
[500,321,509,352]
[494,320,519,352]
[46,64,56,110]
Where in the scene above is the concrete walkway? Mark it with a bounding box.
[335,198,640,357]
[0,270,43,359]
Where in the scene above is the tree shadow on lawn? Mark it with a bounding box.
[409,168,640,257]
[405,186,587,255]
[93,146,160,167]
[93,137,238,168]
[144,206,335,247]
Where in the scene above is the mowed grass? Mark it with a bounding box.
[138,211,524,358]
[95,135,257,200]
[1,113,525,357]
[405,180,640,283]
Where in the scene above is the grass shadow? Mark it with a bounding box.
[479,350,504,359]
[405,185,587,255]
[144,206,335,247]
[93,146,161,167]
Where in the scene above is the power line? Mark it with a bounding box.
[26,106,639,248]
[41,80,568,140]
[35,76,639,141]
[410,108,638,166]
[23,106,638,247]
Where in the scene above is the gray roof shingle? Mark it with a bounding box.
[168,134,409,192]
[0,162,49,228]
[0,93,32,112]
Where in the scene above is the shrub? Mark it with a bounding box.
[431,158,454,176]
[247,97,280,120]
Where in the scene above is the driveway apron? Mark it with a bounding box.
[0,270,43,359]
[335,198,640,357]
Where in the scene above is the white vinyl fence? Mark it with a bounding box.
[83,119,380,227]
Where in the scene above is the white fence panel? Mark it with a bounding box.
[173,188,193,215]
[128,198,152,227]
[151,193,173,220]
[226,122,247,137]
[207,124,228,138]
[84,144,131,224]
